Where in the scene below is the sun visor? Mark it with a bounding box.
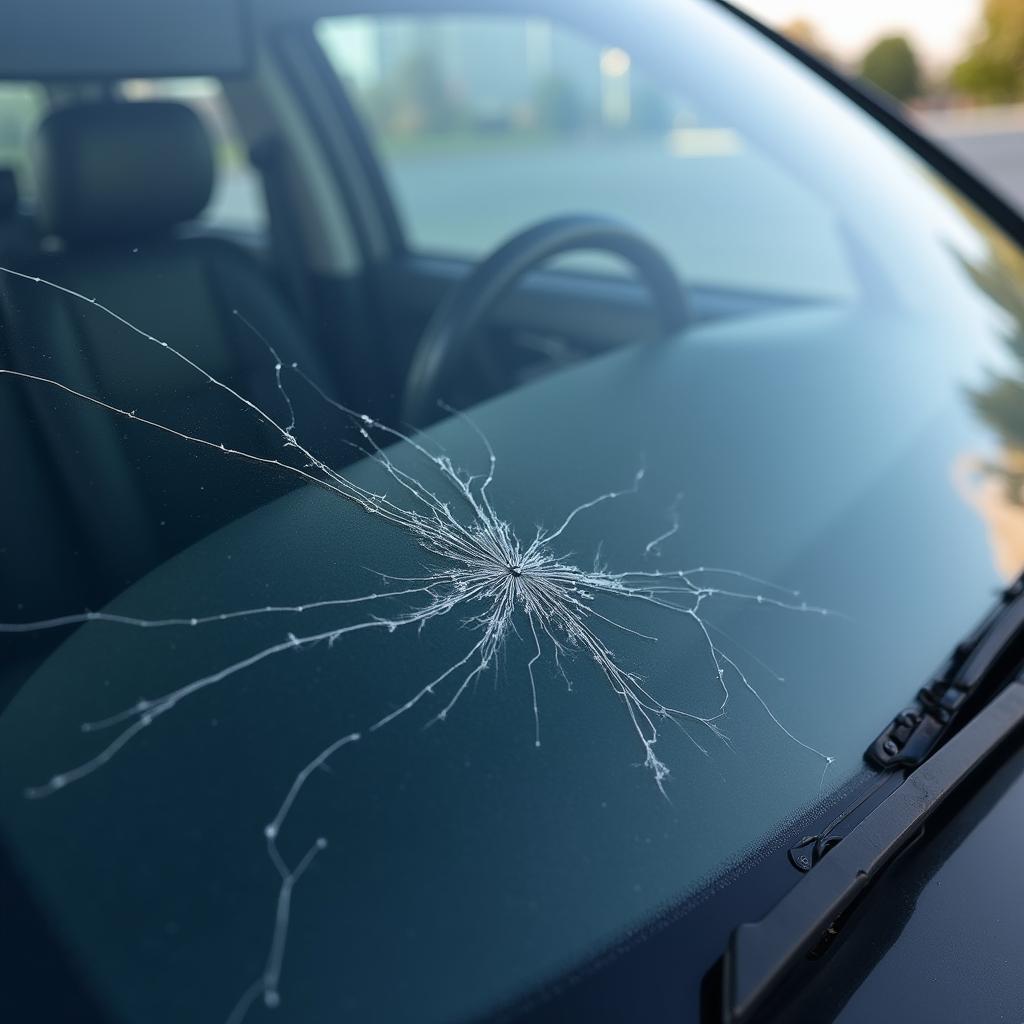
[0,0,249,78]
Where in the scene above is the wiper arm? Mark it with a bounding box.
[782,577,1024,876]
[868,576,1024,769]
[722,679,1024,1023]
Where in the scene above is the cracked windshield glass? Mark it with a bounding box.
[4,2,1024,1023]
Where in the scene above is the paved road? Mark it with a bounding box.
[918,107,1024,213]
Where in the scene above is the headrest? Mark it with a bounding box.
[0,168,16,220]
[34,101,214,244]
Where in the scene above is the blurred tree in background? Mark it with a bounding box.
[953,0,1024,103]
[782,18,835,65]
[366,50,461,136]
[860,35,922,101]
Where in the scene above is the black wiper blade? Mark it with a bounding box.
[868,576,1024,769]
[722,680,1024,1023]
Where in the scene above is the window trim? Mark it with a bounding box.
[276,24,407,264]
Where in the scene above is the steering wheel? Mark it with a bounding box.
[400,214,688,426]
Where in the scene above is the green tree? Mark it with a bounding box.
[953,0,1024,103]
[860,35,922,102]
[964,251,1024,454]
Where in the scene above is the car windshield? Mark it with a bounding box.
[4,2,1024,1023]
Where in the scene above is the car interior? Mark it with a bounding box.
[1,2,814,679]
[3,91,363,607]
[0,12,693,649]
[7,3,1023,763]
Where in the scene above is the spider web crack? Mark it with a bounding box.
[0,264,837,1022]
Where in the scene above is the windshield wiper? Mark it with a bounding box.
[721,575,1024,1023]
[866,576,1024,769]
[722,680,1024,1022]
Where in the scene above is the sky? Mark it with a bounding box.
[737,0,983,68]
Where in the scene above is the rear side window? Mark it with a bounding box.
[118,77,267,235]
[0,78,265,235]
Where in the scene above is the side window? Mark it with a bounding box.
[119,77,267,235]
[0,82,45,202]
[0,79,265,236]
[314,15,855,301]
